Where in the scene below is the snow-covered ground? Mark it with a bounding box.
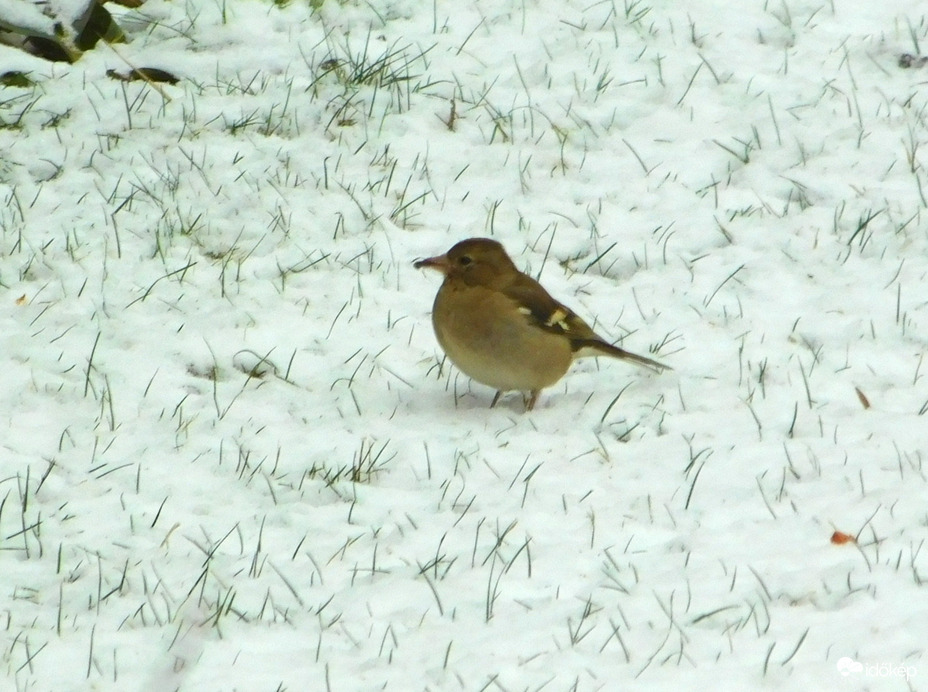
[2,0,927,689]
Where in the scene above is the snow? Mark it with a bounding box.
[1,0,927,689]
[0,0,57,39]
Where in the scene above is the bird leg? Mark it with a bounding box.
[526,390,539,411]
[490,390,502,408]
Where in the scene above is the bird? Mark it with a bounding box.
[414,237,669,410]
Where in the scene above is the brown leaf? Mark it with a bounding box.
[106,68,179,85]
[854,386,870,409]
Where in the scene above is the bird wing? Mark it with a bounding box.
[501,274,600,341]
[502,274,670,372]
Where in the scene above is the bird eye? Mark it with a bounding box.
[458,256,472,266]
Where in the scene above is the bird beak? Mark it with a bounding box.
[413,253,450,274]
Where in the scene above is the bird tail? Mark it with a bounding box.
[572,339,670,372]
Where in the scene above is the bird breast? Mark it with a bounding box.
[432,282,572,392]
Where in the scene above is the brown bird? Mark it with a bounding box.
[414,238,669,410]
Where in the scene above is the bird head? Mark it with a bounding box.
[414,238,518,289]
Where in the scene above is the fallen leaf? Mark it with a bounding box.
[106,67,179,84]
[854,386,870,409]
[830,530,856,545]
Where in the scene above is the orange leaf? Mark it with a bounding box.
[830,530,856,545]
[15,294,27,305]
